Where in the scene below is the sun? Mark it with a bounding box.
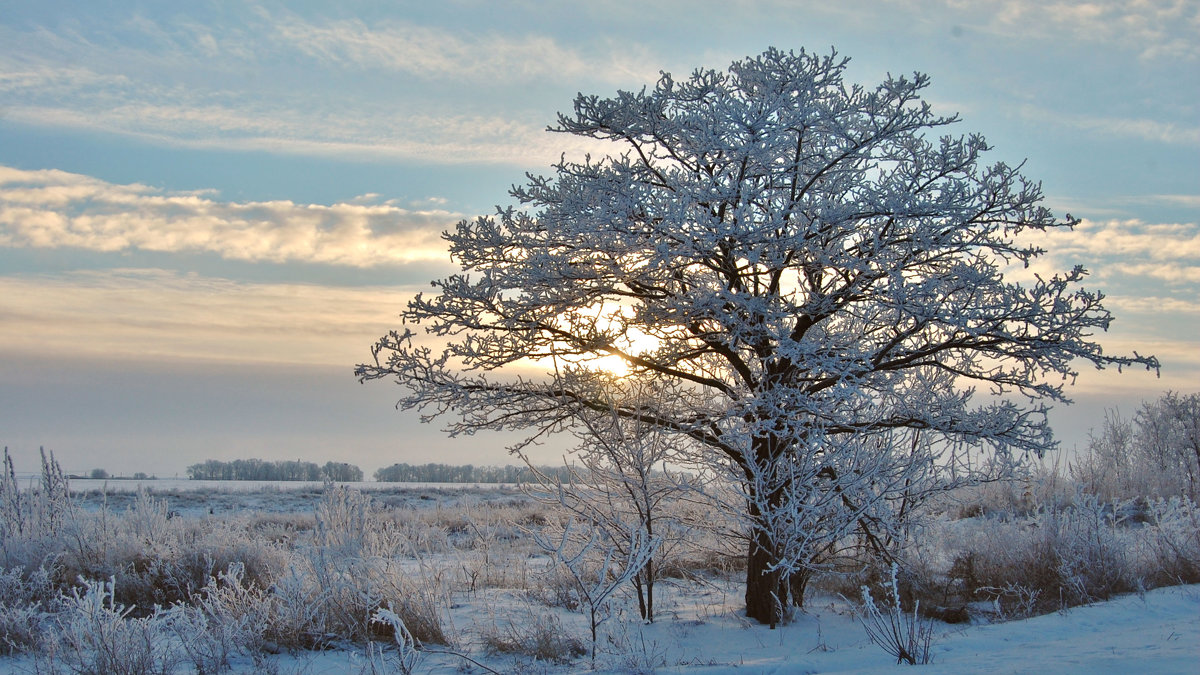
[587,328,661,377]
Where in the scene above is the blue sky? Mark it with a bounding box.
[1,1,1196,477]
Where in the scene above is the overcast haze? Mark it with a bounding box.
[1,1,1196,477]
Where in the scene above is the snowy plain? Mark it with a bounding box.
[340,584,1199,675]
[1,480,1196,674]
[261,582,1200,675]
[4,578,1193,674]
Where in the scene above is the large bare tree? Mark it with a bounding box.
[358,48,1157,625]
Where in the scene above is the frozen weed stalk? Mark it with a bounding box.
[367,604,421,675]
[858,563,934,665]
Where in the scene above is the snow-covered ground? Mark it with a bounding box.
[8,474,515,494]
[70,582,1186,675]
[31,477,525,516]
[2,480,1196,674]
[3,581,1194,674]
[260,583,1200,674]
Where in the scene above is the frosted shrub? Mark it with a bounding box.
[314,483,371,555]
[458,534,533,594]
[1,448,75,552]
[52,502,285,614]
[938,495,1147,617]
[1051,496,1136,604]
[0,565,58,654]
[0,601,46,655]
[1072,394,1200,502]
[159,524,287,604]
[1138,497,1200,585]
[858,564,934,665]
[0,449,25,544]
[277,544,449,649]
[532,518,659,665]
[45,577,179,675]
[522,381,699,624]
[251,564,326,651]
[167,564,270,673]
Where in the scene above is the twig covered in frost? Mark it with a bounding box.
[858,563,934,665]
[531,518,660,665]
[369,604,421,675]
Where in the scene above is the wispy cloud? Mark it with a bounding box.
[1135,194,1200,209]
[269,14,656,85]
[0,59,605,166]
[1102,262,1200,285]
[2,102,601,166]
[0,268,419,366]
[1017,105,1200,147]
[1105,294,1200,316]
[0,9,623,167]
[1011,218,1200,312]
[917,0,1200,60]
[0,166,458,266]
[1035,219,1200,266]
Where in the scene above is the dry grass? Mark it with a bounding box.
[1,451,1198,670]
[479,603,587,665]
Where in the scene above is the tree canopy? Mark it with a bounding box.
[359,47,1157,624]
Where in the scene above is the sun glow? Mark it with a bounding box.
[583,328,662,377]
[531,322,663,378]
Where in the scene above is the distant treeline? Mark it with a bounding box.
[373,462,575,484]
[186,459,364,482]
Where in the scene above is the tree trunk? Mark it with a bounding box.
[644,559,655,622]
[742,435,788,625]
[790,567,810,608]
[633,568,653,622]
[744,518,784,625]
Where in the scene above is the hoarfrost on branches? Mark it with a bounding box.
[358,47,1158,625]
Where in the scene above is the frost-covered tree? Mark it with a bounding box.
[525,379,696,623]
[358,48,1157,625]
[1076,391,1199,500]
[1136,392,1200,499]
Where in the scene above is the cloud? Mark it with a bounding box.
[270,15,653,85]
[1017,105,1200,147]
[0,18,609,166]
[1033,219,1200,267]
[1,95,600,167]
[925,0,1200,61]
[1138,195,1200,208]
[0,268,420,367]
[0,166,459,266]
[1102,262,1200,285]
[1007,219,1200,351]
[1105,294,1200,316]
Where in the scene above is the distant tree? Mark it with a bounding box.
[359,46,1157,625]
[89,468,109,480]
[185,458,348,481]
[374,463,411,482]
[372,462,574,483]
[1076,391,1200,500]
[1136,391,1200,499]
[321,461,364,482]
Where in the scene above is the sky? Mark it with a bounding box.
[1,1,1197,478]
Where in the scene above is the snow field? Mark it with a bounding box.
[1,475,1198,673]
